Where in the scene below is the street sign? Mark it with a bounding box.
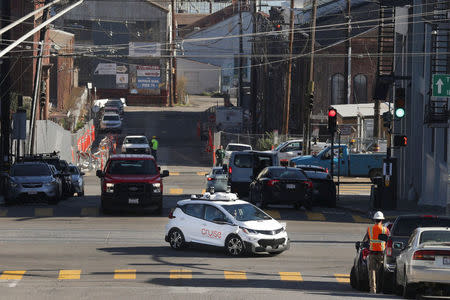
[432,74,450,97]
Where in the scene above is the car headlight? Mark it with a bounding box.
[44,179,56,186]
[153,183,161,193]
[10,182,18,188]
[106,183,114,193]
[145,148,150,153]
[239,227,258,235]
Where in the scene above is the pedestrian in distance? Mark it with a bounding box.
[151,136,158,161]
[363,211,390,294]
[215,145,225,166]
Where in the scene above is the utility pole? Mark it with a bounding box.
[282,0,295,135]
[170,0,177,106]
[345,0,351,104]
[0,0,12,173]
[238,0,244,107]
[303,0,318,155]
[251,0,258,132]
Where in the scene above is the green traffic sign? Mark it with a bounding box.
[432,74,450,97]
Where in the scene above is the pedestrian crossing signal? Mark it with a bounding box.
[393,135,407,147]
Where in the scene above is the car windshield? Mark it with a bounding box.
[107,159,157,175]
[103,115,120,121]
[222,204,271,221]
[12,164,51,176]
[227,145,251,151]
[212,169,227,175]
[106,101,121,107]
[419,230,450,244]
[393,218,450,236]
[274,141,288,151]
[68,166,79,174]
[269,168,307,180]
[124,137,148,144]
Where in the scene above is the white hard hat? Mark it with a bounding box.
[373,211,385,220]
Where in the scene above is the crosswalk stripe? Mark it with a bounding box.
[279,272,303,281]
[114,269,136,280]
[352,215,371,223]
[35,208,53,217]
[0,271,26,280]
[306,212,326,221]
[197,172,208,176]
[58,270,81,280]
[0,209,7,217]
[170,269,192,279]
[264,210,281,219]
[81,207,98,217]
[224,271,247,280]
[169,188,183,195]
[334,273,350,283]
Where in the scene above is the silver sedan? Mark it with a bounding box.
[205,167,229,192]
[68,165,85,197]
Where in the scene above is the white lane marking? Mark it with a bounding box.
[8,280,19,288]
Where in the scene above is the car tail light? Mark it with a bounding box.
[421,215,436,218]
[386,238,393,256]
[207,177,215,181]
[168,210,176,219]
[228,167,232,174]
[267,179,279,186]
[325,168,329,173]
[305,181,313,189]
[413,250,450,260]
[362,248,369,260]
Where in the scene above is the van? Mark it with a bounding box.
[226,150,279,197]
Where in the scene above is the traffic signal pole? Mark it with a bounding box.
[282,0,295,135]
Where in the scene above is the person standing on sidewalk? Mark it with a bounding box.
[364,211,390,294]
[215,145,225,166]
[151,136,158,161]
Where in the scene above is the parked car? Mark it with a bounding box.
[8,162,61,204]
[249,166,312,209]
[68,164,85,197]
[105,99,124,115]
[103,107,122,119]
[291,145,384,179]
[100,113,122,133]
[226,150,279,197]
[272,139,328,164]
[165,192,290,256]
[121,135,151,154]
[224,143,252,161]
[382,215,450,293]
[296,165,336,207]
[395,227,450,298]
[205,167,228,193]
[96,154,169,214]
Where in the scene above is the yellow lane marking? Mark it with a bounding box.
[224,271,247,280]
[58,270,81,280]
[197,172,208,176]
[81,207,98,217]
[169,188,183,195]
[35,208,53,217]
[264,210,281,219]
[352,215,371,223]
[306,212,326,221]
[114,269,136,280]
[171,172,180,176]
[0,271,26,280]
[335,273,350,283]
[279,272,303,281]
[0,209,7,217]
[170,269,192,279]
[201,189,206,194]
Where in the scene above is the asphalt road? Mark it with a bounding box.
[0,98,397,299]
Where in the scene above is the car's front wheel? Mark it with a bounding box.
[225,235,245,256]
[169,229,185,250]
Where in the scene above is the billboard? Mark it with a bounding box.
[129,42,161,57]
[94,63,116,75]
[136,77,160,90]
[137,65,160,77]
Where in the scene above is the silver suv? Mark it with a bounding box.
[8,162,61,205]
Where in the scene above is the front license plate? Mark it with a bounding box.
[286,184,295,189]
[128,198,139,204]
[28,191,37,195]
[444,257,450,265]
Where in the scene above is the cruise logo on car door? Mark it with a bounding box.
[201,228,222,239]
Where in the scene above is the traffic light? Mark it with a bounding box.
[308,94,314,109]
[269,6,284,31]
[393,135,407,147]
[328,107,337,133]
[394,87,405,119]
[382,111,392,128]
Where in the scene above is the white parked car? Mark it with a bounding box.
[121,135,151,154]
[100,113,122,133]
[395,227,450,298]
[165,192,290,256]
[224,143,252,161]
[274,139,328,163]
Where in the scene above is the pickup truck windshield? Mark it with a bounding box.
[124,138,148,144]
[12,165,51,176]
[107,159,157,175]
[103,115,120,121]
[222,204,271,221]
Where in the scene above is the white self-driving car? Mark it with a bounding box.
[164,192,290,256]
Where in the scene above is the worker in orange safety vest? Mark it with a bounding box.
[363,211,390,294]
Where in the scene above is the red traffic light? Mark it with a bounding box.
[328,109,337,118]
[275,24,282,31]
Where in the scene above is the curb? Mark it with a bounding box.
[336,204,369,216]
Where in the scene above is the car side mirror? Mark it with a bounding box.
[161,170,169,178]
[393,242,404,250]
[355,241,361,251]
[80,172,85,176]
[378,233,388,242]
[96,170,104,178]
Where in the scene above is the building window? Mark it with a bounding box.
[331,73,345,104]
[353,74,367,103]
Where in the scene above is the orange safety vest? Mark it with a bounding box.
[367,224,387,252]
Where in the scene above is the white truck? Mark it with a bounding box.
[273,139,328,163]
